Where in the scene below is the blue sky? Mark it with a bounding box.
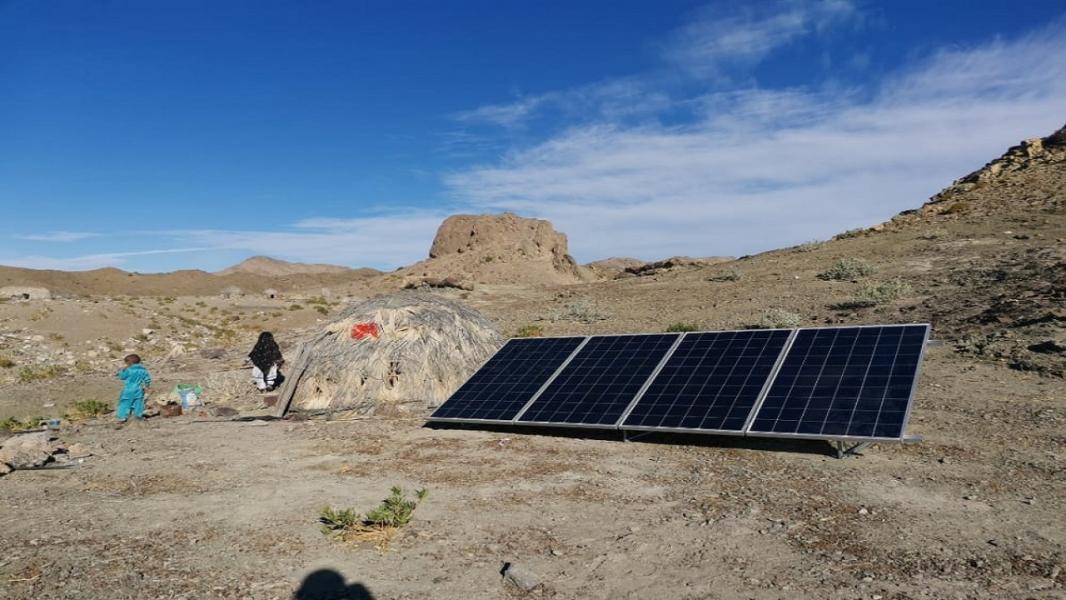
[2,0,1064,272]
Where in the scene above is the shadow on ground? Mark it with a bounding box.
[425,422,843,457]
[294,569,374,600]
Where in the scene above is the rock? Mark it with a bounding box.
[66,443,92,458]
[209,406,239,417]
[0,431,61,469]
[159,404,183,418]
[141,328,155,336]
[0,462,11,476]
[501,562,540,592]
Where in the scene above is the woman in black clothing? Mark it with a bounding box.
[248,332,284,392]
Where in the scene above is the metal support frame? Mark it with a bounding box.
[834,440,873,459]
[623,429,655,443]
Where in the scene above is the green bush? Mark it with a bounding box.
[792,240,822,253]
[514,325,544,338]
[833,279,913,309]
[365,486,429,528]
[289,304,303,311]
[754,309,802,329]
[0,416,44,432]
[66,399,111,421]
[548,298,609,323]
[664,322,702,333]
[818,257,876,281]
[319,486,429,541]
[833,228,865,240]
[314,305,329,316]
[17,365,67,383]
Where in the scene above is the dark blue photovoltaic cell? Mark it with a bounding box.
[517,334,679,426]
[748,325,929,439]
[429,337,585,422]
[622,329,791,432]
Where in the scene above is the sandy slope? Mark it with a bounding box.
[0,127,1063,599]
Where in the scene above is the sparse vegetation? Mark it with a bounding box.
[482,255,494,263]
[549,298,610,323]
[66,399,111,421]
[18,365,67,383]
[832,279,913,310]
[319,486,428,547]
[664,322,702,333]
[314,306,329,316]
[793,240,822,253]
[514,325,544,338]
[0,356,15,369]
[307,296,329,306]
[833,228,865,240]
[818,257,876,281]
[0,416,44,432]
[707,269,740,282]
[754,308,802,329]
[48,333,65,342]
[289,304,303,311]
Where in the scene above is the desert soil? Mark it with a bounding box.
[1,131,1064,599]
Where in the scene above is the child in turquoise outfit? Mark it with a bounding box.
[116,354,151,422]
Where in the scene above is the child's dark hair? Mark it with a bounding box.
[124,354,142,364]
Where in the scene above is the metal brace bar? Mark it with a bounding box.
[834,440,873,459]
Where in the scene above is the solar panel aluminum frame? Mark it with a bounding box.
[511,332,683,431]
[426,335,589,426]
[617,328,798,437]
[742,323,931,444]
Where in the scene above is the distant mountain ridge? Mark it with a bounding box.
[217,256,355,276]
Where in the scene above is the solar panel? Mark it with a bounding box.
[516,334,681,427]
[746,324,929,441]
[620,329,792,434]
[428,336,586,423]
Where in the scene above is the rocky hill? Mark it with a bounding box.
[0,264,378,297]
[217,256,360,277]
[399,213,592,287]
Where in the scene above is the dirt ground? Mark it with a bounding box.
[1,347,1064,599]
[1,141,1064,598]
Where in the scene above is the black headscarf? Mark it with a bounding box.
[249,332,283,373]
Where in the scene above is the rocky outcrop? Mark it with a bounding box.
[924,124,1066,210]
[401,213,591,286]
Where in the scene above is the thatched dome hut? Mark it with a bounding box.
[276,292,503,417]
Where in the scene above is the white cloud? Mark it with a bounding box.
[171,212,448,268]
[446,24,1066,261]
[16,231,100,243]
[1,247,212,271]
[662,0,860,76]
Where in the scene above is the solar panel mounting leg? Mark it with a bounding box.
[623,430,653,443]
[835,441,873,459]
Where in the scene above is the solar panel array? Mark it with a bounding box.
[428,324,929,443]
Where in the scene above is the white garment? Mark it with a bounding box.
[252,364,278,391]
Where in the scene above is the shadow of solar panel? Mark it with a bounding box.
[428,336,585,423]
[516,334,680,427]
[621,329,792,433]
[747,324,929,441]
